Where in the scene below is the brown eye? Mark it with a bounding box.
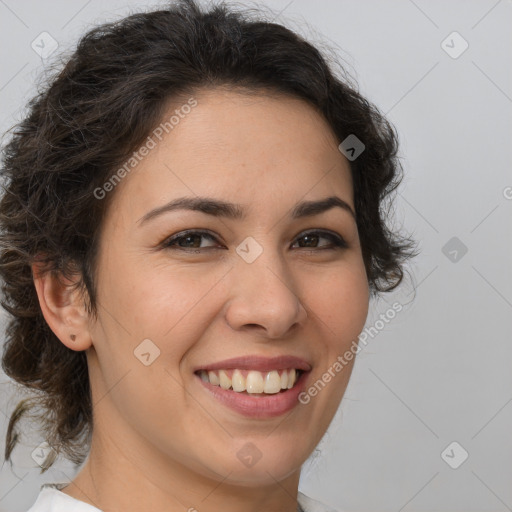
[292,230,348,250]
[163,230,221,250]
[162,229,347,253]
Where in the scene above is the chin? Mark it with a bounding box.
[205,445,306,486]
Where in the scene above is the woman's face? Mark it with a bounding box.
[85,88,369,487]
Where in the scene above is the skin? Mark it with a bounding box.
[32,87,370,512]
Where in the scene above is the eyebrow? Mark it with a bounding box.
[137,195,356,226]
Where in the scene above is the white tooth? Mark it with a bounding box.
[264,370,282,394]
[219,369,231,390]
[287,369,296,389]
[246,371,264,394]
[231,369,246,392]
[205,368,300,393]
[281,370,289,389]
[208,371,220,386]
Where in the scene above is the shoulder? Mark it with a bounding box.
[297,491,341,512]
[25,484,103,512]
[27,485,341,512]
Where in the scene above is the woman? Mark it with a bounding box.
[0,1,417,511]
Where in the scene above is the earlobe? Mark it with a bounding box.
[31,262,92,351]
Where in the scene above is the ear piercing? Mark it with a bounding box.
[70,334,76,341]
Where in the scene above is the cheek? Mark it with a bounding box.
[116,263,226,350]
[307,260,369,346]
[288,261,368,450]
[89,263,221,440]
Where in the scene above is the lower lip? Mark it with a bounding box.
[195,371,310,419]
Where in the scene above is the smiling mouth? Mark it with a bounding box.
[194,368,305,395]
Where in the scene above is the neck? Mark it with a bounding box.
[60,432,303,512]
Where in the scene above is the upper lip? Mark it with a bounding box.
[193,355,312,373]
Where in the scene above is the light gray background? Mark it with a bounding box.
[0,1,511,511]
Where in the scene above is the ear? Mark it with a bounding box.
[31,260,93,351]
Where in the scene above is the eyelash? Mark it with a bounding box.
[161,229,348,253]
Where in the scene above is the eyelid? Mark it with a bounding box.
[294,228,346,243]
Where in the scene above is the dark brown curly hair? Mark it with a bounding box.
[0,0,418,473]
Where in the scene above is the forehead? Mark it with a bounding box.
[172,87,342,159]
[108,88,353,223]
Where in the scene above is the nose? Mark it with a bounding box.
[224,248,308,339]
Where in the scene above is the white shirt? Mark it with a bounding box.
[25,483,340,512]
